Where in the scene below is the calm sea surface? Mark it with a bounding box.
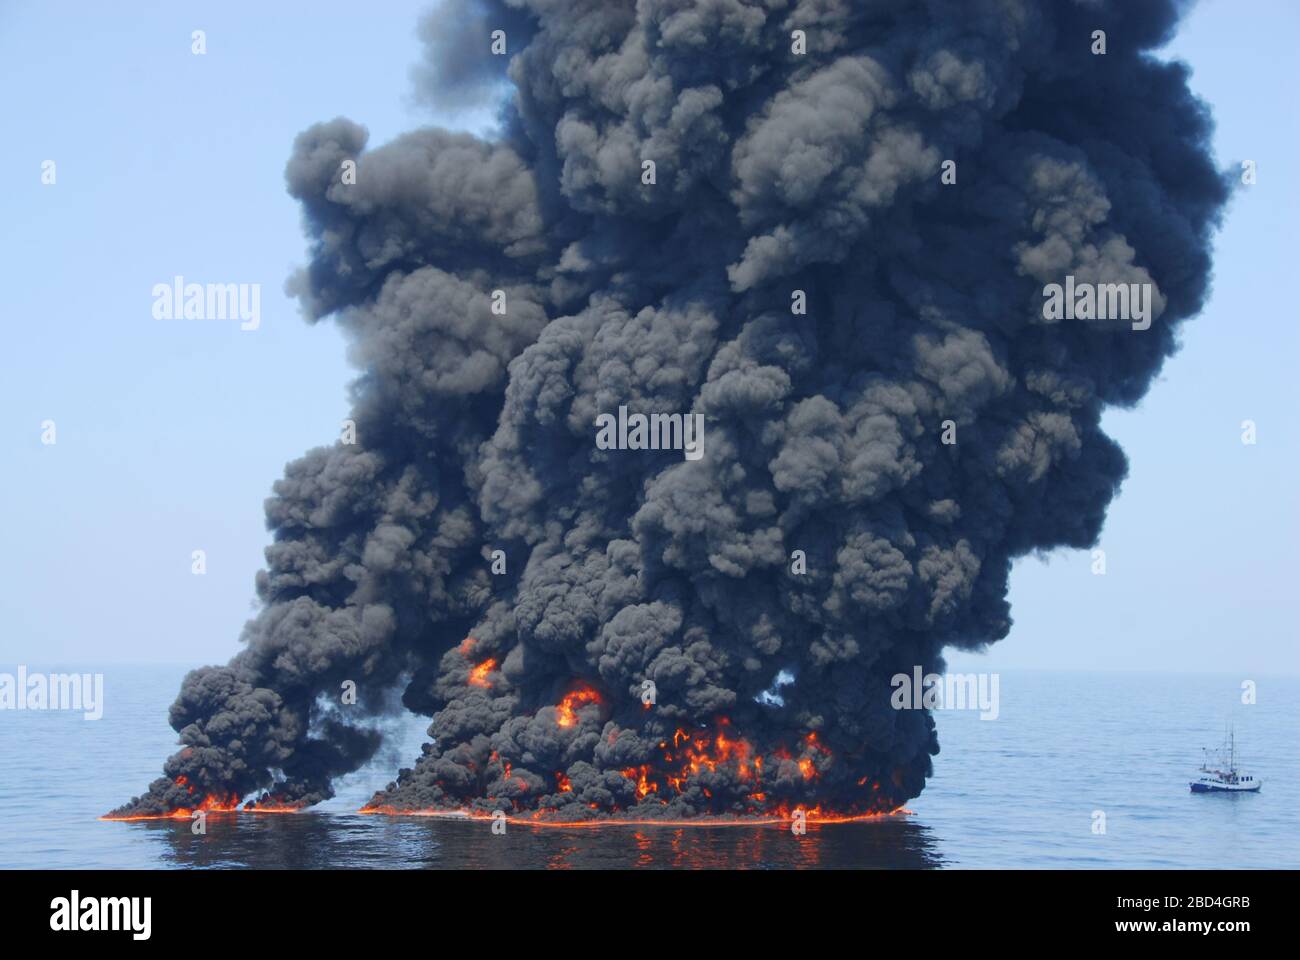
[1,666,1296,869]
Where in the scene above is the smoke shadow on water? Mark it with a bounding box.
[130,813,945,869]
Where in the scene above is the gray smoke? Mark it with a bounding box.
[111,0,1226,820]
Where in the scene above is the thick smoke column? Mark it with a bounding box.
[112,0,1225,820]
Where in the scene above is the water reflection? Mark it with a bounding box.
[124,812,945,869]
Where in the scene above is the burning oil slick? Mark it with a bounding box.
[110,809,947,868]
[109,0,1226,823]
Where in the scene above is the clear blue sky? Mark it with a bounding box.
[2,0,1296,675]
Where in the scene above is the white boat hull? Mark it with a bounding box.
[1189,777,1261,793]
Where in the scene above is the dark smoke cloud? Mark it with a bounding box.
[112,0,1226,820]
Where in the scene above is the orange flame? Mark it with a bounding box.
[619,719,840,810]
[556,685,602,727]
[100,777,316,821]
[620,765,658,799]
[100,780,243,821]
[468,658,497,688]
[356,805,913,829]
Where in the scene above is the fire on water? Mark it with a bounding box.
[99,802,306,822]
[102,803,910,827]
[99,778,310,821]
[355,804,912,829]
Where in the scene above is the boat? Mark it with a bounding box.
[1189,725,1261,793]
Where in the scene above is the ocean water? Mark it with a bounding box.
[1,665,1296,869]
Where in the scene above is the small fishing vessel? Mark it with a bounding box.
[1189,725,1261,793]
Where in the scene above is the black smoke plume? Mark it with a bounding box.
[111,0,1227,821]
